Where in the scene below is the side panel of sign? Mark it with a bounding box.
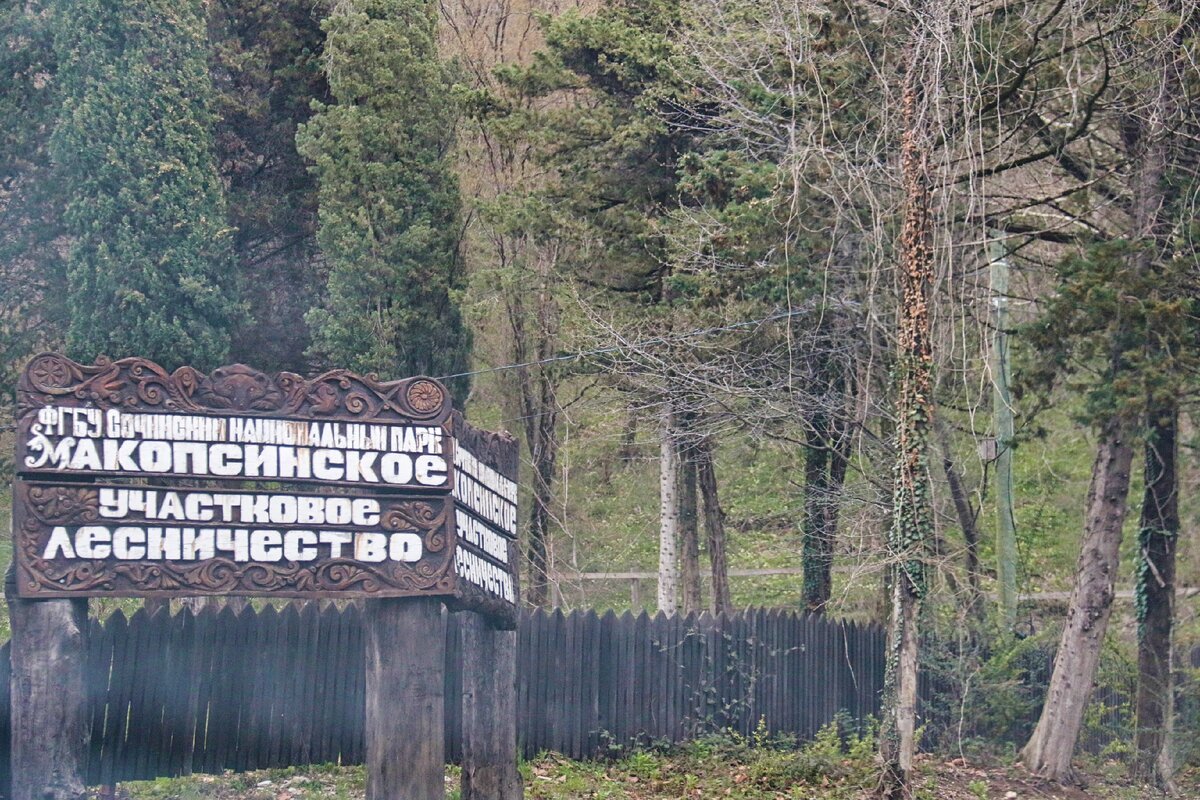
[450,413,520,625]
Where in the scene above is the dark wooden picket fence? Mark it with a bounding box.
[0,603,883,788]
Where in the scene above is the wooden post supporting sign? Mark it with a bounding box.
[461,612,523,800]
[5,568,89,800]
[365,597,446,800]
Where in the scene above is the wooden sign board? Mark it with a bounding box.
[450,411,520,622]
[12,354,520,626]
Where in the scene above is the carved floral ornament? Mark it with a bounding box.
[18,353,450,423]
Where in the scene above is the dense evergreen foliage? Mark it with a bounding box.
[296,0,471,393]
[209,0,330,372]
[49,0,239,370]
[0,1,67,403]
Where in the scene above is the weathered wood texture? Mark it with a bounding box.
[0,604,895,796]
[5,582,89,800]
[365,598,445,800]
[461,614,522,800]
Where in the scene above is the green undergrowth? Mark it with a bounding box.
[114,725,880,800]
[110,725,1200,800]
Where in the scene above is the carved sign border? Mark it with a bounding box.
[17,353,451,423]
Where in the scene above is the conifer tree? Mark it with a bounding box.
[297,0,470,393]
[208,0,330,373]
[50,0,238,370]
[1,1,67,403]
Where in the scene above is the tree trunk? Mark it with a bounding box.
[802,416,833,613]
[696,435,732,615]
[938,421,984,619]
[1021,417,1134,783]
[1127,19,1183,783]
[525,445,556,607]
[1134,404,1178,787]
[515,343,559,609]
[679,437,702,614]
[880,60,935,799]
[508,245,562,609]
[618,404,638,462]
[658,404,680,615]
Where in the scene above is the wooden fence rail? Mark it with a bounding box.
[0,604,885,790]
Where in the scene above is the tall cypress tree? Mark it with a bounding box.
[1,1,68,402]
[297,0,470,393]
[208,0,330,373]
[50,0,238,371]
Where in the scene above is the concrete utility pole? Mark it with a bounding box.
[990,234,1018,630]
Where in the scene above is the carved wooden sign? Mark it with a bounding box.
[450,411,520,619]
[12,354,519,626]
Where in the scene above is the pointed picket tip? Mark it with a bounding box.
[128,607,151,626]
[300,601,320,623]
[144,603,171,624]
[106,608,128,628]
[281,602,302,624]
[601,608,618,623]
[216,604,239,626]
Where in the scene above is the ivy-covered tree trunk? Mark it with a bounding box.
[51,0,238,370]
[880,65,934,799]
[1134,404,1178,786]
[1129,16,1185,785]
[297,0,470,390]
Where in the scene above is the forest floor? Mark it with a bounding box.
[110,745,1198,800]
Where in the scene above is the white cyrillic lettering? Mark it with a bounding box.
[250,530,283,562]
[389,533,422,562]
[42,527,76,559]
[112,527,146,559]
[76,526,111,558]
[284,530,318,561]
